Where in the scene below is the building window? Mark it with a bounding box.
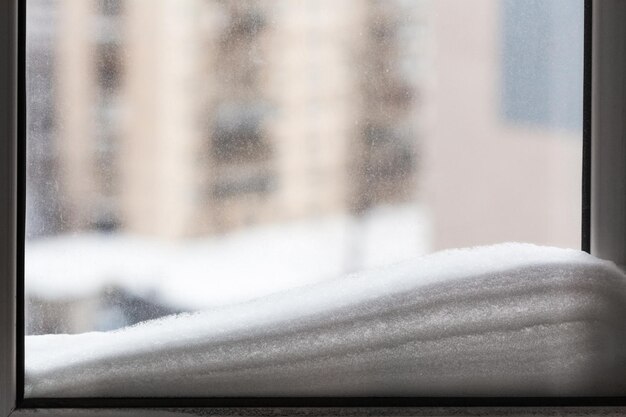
[212,103,271,163]
[20,0,604,403]
[501,0,584,130]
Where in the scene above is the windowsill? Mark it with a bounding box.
[24,243,626,398]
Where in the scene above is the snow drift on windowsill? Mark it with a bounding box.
[25,243,626,397]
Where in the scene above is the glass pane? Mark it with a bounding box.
[25,0,609,398]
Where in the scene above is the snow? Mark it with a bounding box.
[25,243,626,397]
[25,204,430,310]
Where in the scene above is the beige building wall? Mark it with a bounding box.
[423,0,582,250]
[56,0,97,231]
[265,0,365,220]
[122,0,217,238]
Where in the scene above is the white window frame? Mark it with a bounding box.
[2,0,626,415]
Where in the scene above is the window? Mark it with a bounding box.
[502,0,584,130]
[23,0,594,397]
[212,102,271,163]
[9,0,626,414]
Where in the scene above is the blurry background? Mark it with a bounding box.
[25,0,583,334]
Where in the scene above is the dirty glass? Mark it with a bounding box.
[25,0,593,398]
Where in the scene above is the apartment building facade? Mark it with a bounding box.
[32,0,424,239]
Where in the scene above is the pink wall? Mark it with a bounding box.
[422,0,582,251]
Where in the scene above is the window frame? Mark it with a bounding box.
[4,0,626,415]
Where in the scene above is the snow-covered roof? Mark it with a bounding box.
[25,204,430,310]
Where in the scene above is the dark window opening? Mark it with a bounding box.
[212,104,271,163]
[99,0,123,16]
[96,44,121,91]
[212,174,274,199]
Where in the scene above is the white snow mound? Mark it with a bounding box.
[25,243,626,397]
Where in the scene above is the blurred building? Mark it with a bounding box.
[31,0,424,239]
[25,0,426,333]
